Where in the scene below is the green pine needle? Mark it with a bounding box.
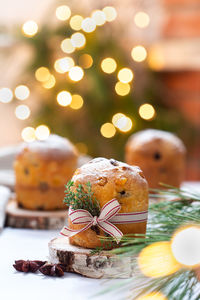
[95,186,200,300]
[63,180,100,217]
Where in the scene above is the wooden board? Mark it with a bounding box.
[48,237,135,279]
[6,198,67,230]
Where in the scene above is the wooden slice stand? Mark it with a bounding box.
[6,197,67,230]
[48,237,135,279]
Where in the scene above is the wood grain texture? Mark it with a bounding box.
[6,198,67,230]
[49,237,135,278]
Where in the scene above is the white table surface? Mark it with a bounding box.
[0,228,128,300]
[1,180,200,300]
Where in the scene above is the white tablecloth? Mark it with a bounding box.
[0,228,128,300]
[1,181,200,300]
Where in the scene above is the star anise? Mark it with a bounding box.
[39,263,65,277]
[13,260,46,273]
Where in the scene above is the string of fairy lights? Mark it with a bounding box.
[0,4,156,144]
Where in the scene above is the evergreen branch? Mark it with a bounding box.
[150,183,200,201]
[97,188,200,256]
[63,180,100,217]
[90,247,104,255]
[94,187,200,299]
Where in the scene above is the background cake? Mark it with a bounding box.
[14,134,78,210]
[68,157,148,249]
[125,129,186,189]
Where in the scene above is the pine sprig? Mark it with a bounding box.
[150,183,200,201]
[129,269,200,300]
[95,186,200,300]
[64,180,100,217]
[98,191,200,256]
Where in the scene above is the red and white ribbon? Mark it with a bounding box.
[60,198,148,243]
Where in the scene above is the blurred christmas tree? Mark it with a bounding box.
[13,3,186,159]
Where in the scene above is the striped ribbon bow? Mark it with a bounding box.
[60,198,148,243]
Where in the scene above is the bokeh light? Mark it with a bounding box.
[81,18,96,33]
[117,68,134,83]
[61,38,75,54]
[54,57,74,73]
[139,103,156,120]
[131,46,147,62]
[79,54,93,69]
[35,67,51,82]
[136,292,167,300]
[71,32,86,48]
[134,12,150,28]
[100,122,116,138]
[114,115,133,132]
[15,105,30,120]
[112,113,125,126]
[148,45,165,71]
[35,125,50,141]
[68,66,84,82]
[101,57,117,74]
[91,10,106,26]
[171,226,200,267]
[70,94,84,110]
[138,241,181,278]
[115,82,130,96]
[102,6,117,22]
[57,91,72,107]
[22,20,38,37]
[21,127,35,142]
[55,5,71,21]
[14,85,30,100]
[69,15,84,31]
[112,113,133,133]
[42,75,56,89]
[0,88,13,103]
